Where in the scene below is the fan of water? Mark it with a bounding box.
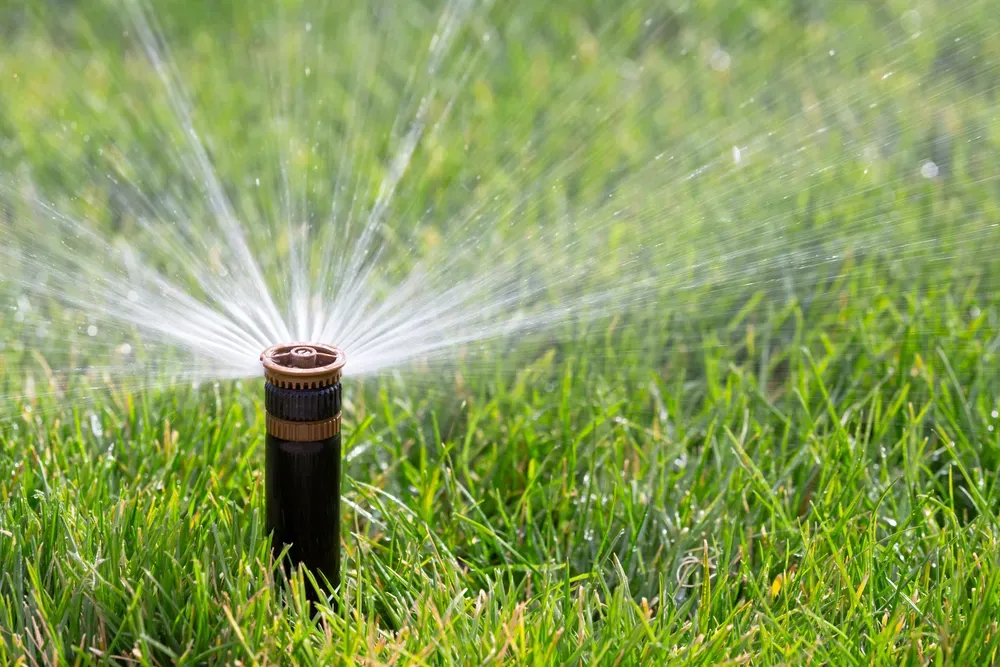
[1,0,998,415]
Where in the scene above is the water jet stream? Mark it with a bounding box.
[0,1,997,498]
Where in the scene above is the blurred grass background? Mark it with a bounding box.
[2,0,1000,663]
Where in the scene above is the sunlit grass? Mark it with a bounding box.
[2,0,1000,663]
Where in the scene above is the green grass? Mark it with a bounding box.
[3,0,1000,664]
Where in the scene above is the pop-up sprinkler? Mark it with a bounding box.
[261,343,345,596]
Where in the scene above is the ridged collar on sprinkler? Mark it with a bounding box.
[260,343,346,390]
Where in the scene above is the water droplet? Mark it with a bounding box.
[920,160,939,179]
[90,413,103,438]
[305,22,312,32]
[709,49,731,72]
[732,145,742,164]
[87,325,98,337]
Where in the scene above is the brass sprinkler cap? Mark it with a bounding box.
[260,343,346,390]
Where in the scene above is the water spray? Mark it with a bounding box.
[261,343,345,595]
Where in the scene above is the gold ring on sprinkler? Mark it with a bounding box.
[265,413,342,441]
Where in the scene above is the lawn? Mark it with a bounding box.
[2,0,1000,664]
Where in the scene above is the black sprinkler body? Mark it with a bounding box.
[261,343,346,596]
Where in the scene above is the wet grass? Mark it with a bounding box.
[4,284,1000,664]
[2,0,1000,664]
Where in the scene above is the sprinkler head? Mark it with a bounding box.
[261,342,346,441]
[261,342,346,598]
[261,342,345,385]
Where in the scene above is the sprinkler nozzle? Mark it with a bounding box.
[261,342,345,386]
[261,343,345,598]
